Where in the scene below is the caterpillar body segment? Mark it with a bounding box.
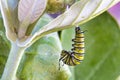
[59,27,85,69]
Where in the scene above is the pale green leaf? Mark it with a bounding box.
[18,0,47,24]
[0,0,19,41]
[17,0,120,47]
[16,15,71,80]
[17,33,71,80]
[18,0,47,38]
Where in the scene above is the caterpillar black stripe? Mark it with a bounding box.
[59,27,85,69]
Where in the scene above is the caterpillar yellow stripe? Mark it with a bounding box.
[59,27,85,69]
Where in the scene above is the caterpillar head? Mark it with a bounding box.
[61,50,69,56]
[75,27,80,32]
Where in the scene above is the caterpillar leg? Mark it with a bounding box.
[59,50,69,70]
[59,26,86,68]
[58,58,62,70]
[59,57,65,70]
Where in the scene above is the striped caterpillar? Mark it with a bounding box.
[59,27,85,69]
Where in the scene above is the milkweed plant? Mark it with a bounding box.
[0,0,120,80]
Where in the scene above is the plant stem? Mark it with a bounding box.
[1,42,26,80]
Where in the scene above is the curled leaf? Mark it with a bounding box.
[18,0,47,38]
[17,0,120,47]
[0,0,19,41]
[18,0,47,23]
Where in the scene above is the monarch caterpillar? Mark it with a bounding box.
[59,27,85,69]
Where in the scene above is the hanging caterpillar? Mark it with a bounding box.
[59,27,85,69]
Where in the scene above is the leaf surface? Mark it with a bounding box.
[17,15,71,80]
[18,0,47,23]
[17,0,120,47]
[61,12,120,80]
[0,17,10,78]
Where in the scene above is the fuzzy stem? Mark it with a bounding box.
[1,42,26,80]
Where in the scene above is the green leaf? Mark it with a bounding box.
[0,0,19,41]
[61,27,75,51]
[61,12,120,80]
[31,14,52,34]
[16,15,71,80]
[17,33,71,80]
[17,0,47,38]
[0,17,10,77]
[17,0,120,47]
